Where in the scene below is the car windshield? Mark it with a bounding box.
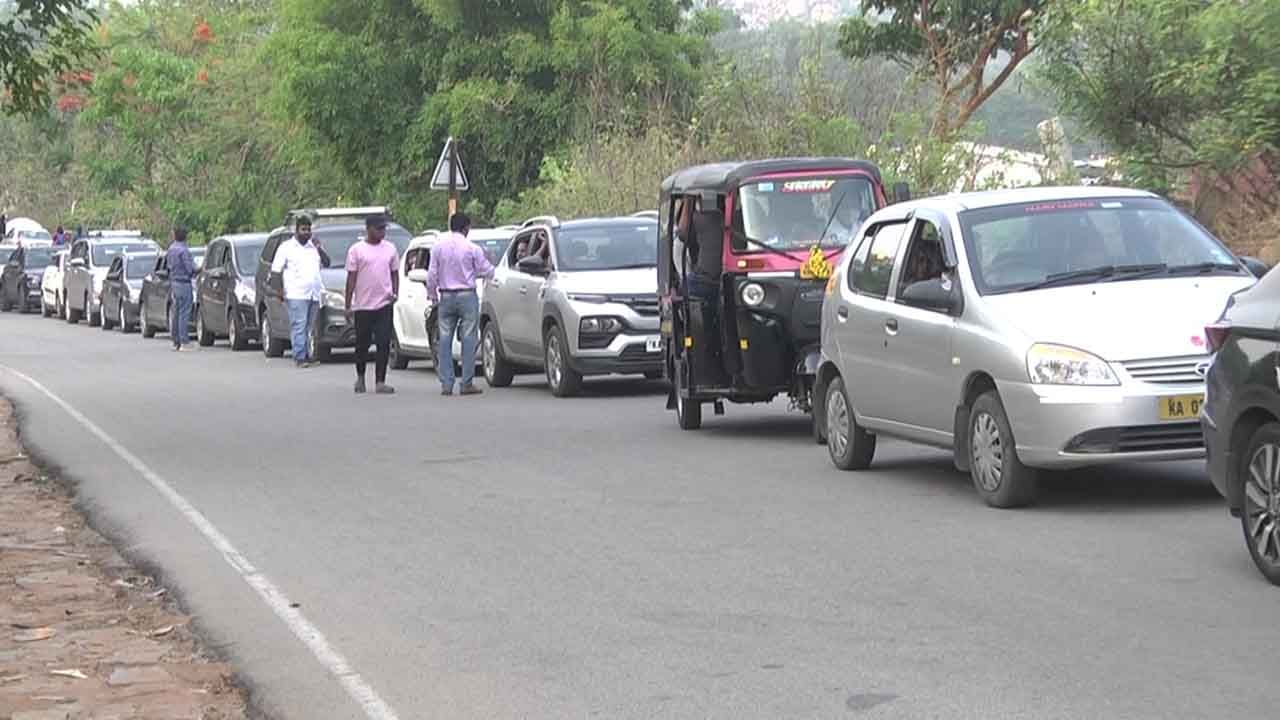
[473,237,512,265]
[127,256,156,279]
[93,243,154,266]
[24,247,55,268]
[314,227,412,265]
[21,230,51,242]
[234,240,267,273]
[733,175,877,251]
[556,223,657,271]
[960,197,1244,294]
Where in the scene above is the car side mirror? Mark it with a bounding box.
[517,255,548,275]
[891,182,912,204]
[900,277,959,314]
[69,257,86,268]
[407,268,429,284]
[1240,256,1269,279]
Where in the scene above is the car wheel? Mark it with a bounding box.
[196,308,215,346]
[968,391,1038,508]
[544,325,583,397]
[825,376,876,470]
[1240,423,1280,586]
[261,312,285,358]
[308,323,331,363]
[88,296,101,327]
[482,322,514,388]
[141,302,156,338]
[118,301,131,333]
[101,298,115,330]
[166,303,175,337]
[65,295,80,324]
[390,331,410,370]
[229,310,249,351]
[674,362,702,430]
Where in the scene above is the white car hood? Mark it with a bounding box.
[555,267,656,295]
[980,275,1253,361]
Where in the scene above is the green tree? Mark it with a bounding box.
[0,0,98,115]
[839,1,1050,138]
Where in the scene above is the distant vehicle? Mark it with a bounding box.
[255,221,412,361]
[98,251,158,333]
[394,227,516,370]
[1203,267,1280,585]
[195,233,268,350]
[40,250,68,318]
[481,215,662,396]
[815,186,1256,508]
[284,206,393,229]
[64,234,159,325]
[0,245,18,266]
[137,253,197,339]
[0,245,56,313]
[2,218,51,247]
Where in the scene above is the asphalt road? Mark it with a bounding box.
[0,311,1274,720]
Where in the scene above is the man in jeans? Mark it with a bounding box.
[344,214,399,394]
[166,227,197,351]
[425,212,494,396]
[270,215,328,368]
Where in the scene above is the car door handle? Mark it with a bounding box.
[884,318,899,334]
[836,305,849,322]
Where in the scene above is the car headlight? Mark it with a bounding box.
[580,316,624,334]
[740,282,766,306]
[323,290,345,310]
[1026,343,1119,386]
[234,280,255,305]
[568,293,610,304]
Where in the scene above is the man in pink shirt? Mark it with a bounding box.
[425,212,494,396]
[344,214,400,395]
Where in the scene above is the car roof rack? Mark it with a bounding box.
[521,215,560,229]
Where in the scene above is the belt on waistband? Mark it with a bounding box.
[438,288,477,294]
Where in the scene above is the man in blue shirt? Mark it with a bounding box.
[166,227,197,351]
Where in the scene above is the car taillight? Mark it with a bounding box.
[1205,323,1231,353]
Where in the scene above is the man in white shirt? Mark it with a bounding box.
[269,215,329,368]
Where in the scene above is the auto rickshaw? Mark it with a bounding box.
[658,158,905,429]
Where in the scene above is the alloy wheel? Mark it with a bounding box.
[827,389,851,459]
[119,301,126,331]
[971,411,1003,492]
[546,334,563,390]
[483,328,497,382]
[229,313,239,347]
[1244,442,1280,570]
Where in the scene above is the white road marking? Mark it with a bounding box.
[1,366,402,720]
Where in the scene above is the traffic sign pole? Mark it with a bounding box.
[448,140,459,220]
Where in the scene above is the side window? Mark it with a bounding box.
[405,247,429,273]
[508,231,537,266]
[262,236,282,265]
[8,249,22,268]
[107,257,122,279]
[852,222,906,299]
[898,220,947,292]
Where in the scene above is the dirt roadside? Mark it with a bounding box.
[0,398,249,720]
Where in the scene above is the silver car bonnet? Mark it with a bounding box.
[554,267,657,295]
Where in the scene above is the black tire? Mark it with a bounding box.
[141,302,156,338]
[308,322,331,363]
[261,311,285,358]
[390,331,410,370]
[196,307,215,346]
[482,321,514,388]
[544,324,583,397]
[674,363,702,430]
[67,297,82,324]
[968,391,1039,508]
[100,297,116,330]
[166,303,175,337]
[825,376,875,470]
[88,296,101,327]
[228,309,249,351]
[1239,423,1280,586]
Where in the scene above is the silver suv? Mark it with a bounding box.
[480,215,662,396]
[815,187,1256,508]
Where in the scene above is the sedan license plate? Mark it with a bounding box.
[645,336,662,353]
[1158,393,1204,421]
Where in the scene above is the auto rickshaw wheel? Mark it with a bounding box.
[674,363,702,430]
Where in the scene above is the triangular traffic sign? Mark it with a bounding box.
[430,137,470,191]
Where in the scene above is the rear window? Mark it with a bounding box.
[127,256,156,279]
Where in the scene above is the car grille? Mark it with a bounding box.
[1120,355,1209,385]
[618,343,661,363]
[1065,423,1204,454]
[610,294,659,316]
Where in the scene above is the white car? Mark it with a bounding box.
[3,217,51,247]
[393,227,517,371]
[41,250,68,318]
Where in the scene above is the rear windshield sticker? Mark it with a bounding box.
[757,182,775,193]
[782,180,837,193]
[1024,200,1099,213]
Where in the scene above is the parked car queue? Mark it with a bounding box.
[2,180,1276,586]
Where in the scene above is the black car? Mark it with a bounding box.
[137,253,198,339]
[255,222,411,360]
[99,252,158,332]
[196,233,268,350]
[1204,267,1280,585]
[0,245,56,313]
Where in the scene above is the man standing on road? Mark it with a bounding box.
[166,227,197,352]
[270,216,328,368]
[425,212,493,396]
[345,214,399,395]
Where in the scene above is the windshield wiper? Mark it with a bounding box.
[817,190,850,246]
[1165,262,1242,276]
[1015,263,1168,291]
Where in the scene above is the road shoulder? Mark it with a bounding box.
[0,398,248,719]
